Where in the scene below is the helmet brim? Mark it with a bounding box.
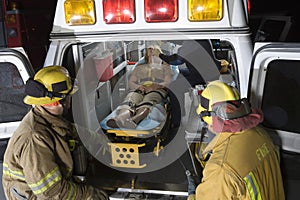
[23,96,63,105]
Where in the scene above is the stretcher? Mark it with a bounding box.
[100,101,172,169]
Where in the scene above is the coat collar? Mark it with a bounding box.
[203,131,234,155]
[32,106,75,137]
[211,109,263,133]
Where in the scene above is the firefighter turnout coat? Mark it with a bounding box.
[196,126,285,200]
[2,106,96,200]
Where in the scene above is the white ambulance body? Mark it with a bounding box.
[1,0,300,199]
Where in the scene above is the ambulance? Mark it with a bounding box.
[1,0,300,199]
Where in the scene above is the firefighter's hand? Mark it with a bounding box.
[153,47,162,57]
[137,85,147,93]
[220,59,229,67]
[87,187,109,200]
[187,194,196,200]
[220,59,229,74]
[144,83,165,92]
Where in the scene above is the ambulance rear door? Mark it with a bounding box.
[249,42,300,200]
[0,47,34,199]
[0,48,34,139]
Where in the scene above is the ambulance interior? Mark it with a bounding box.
[64,38,238,193]
[72,39,237,127]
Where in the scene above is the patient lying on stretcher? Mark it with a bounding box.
[106,45,174,129]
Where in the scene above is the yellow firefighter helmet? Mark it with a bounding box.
[23,65,78,105]
[196,80,241,125]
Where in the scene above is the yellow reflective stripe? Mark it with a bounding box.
[243,172,262,200]
[67,182,77,200]
[2,163,25,181]
[28,166,62,195]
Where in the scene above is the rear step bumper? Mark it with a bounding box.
[110,188,188,200]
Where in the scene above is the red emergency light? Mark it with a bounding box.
[103,0,135,24]
[144,0,178,23]
[247,0,251,15]
[5,12,22,47]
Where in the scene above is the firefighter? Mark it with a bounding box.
[188,80,285,200]
[2,66,109,200]
[107,45,173,129]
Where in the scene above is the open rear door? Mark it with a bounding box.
[0,48,34,139]
[0,47,34,199]
[249,43,300,200]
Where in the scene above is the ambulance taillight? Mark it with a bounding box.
[247,0,251,15]
[64,0,96,25]
[144,0,178,22]
[103,0,135,24]
[188,0,223,21]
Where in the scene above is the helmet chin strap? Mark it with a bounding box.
[199,110,216,120]
[196,119,212,162]
[199,111,210,141]
[200,122,208,141]
[62,105,70,118]
[59,97,73,120]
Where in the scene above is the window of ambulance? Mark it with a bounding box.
[0,62,31,123]
[261,59,300,133]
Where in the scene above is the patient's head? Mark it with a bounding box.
[145,45,162,64]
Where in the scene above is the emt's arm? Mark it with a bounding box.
[195,164,245,199]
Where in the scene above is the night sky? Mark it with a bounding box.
[250,0,300,42]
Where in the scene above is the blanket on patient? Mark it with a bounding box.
[100,104,167,130]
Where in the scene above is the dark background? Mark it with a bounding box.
[0,0,57,68]
[250,0,300,42]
